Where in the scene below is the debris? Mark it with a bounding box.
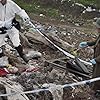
[39,14,45,17]
[44,57,91,78]
[0,68,9,77]
[0,77,29,100]
[0,12,97,100]
[7,65,18,74]
[25,65,41,72]
[0,56,9,67]
[42,83,63,100]
[26,50,42,59]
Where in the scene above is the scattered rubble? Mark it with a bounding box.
[0,18,98,100]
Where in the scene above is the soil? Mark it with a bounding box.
[9,9,100,100]
[24,15,99,100]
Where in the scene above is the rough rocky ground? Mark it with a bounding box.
[8,17,99,100]
[1,6,100,99]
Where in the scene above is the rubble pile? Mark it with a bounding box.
[0,21,97,100]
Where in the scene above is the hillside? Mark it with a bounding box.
[0,0,100,100]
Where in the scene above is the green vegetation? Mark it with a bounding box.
[15,0,60,19]
[74,0,100,8]
[74,0,96,4]
[15,0,100,19]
